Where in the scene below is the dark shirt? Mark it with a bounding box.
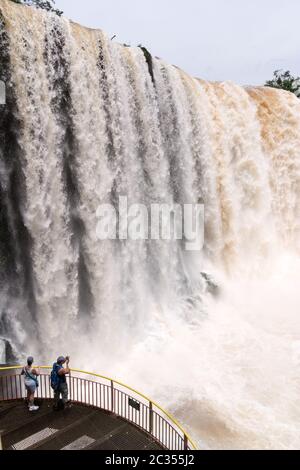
[55,364,66,384]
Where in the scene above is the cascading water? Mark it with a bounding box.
[0,0,299,449]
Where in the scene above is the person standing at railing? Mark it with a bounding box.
[51,356,71,410]
[21,356,40,412]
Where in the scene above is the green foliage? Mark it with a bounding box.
[265,70,300,97]
[10,0,63,17]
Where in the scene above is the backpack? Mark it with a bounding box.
[50,363,61,391]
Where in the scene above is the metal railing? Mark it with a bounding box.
[0,366,197,451]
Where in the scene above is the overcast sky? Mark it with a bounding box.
[55,0,300,86]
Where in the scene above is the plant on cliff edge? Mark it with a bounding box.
[10,0,63,17]
[265,70,300,97]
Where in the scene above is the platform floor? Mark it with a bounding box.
[0,400,163,450]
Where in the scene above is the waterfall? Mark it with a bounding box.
[0,0,299,449]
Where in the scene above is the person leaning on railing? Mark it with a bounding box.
[21,356,40,412]
[52,356,71,410]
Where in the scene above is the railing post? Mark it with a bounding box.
[111,380,114,413]
[149,401,153,435]
[69,369,72,403]
[184,434,188,450]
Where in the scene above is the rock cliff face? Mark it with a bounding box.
[0,337,18,364]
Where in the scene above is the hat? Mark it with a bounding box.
[57,356,66,364]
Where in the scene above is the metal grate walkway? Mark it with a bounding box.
[0,400,163,451]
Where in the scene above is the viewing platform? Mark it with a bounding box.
[0,400,163,450]
[0,367,197,451]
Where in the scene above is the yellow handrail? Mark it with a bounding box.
[0,365,197,450]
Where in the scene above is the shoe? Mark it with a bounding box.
[29,405,39,411]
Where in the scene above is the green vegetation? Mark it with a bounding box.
[10,0,63,16]
[265,70,300,97]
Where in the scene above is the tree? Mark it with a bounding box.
[10,0,63,17]
[265,70,300,98]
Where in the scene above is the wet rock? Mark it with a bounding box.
[201,272,219,296]
[0,337,18,365]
